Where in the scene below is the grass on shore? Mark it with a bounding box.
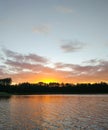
[0,92,11,96]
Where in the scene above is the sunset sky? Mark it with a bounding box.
[0,0,108,84]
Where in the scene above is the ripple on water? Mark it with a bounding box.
[0,95,108,130]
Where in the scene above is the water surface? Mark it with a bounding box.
[0,95,108,130]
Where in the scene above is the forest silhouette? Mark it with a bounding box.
[0,78,108,95]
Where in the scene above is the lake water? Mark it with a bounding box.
[0,95,108,130]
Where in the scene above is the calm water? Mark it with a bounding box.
[0,95,108,130]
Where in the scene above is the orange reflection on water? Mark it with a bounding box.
[9,95,108,129]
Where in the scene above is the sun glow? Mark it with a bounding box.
[42,78,58,83]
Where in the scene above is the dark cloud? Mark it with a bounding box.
[82,59,103,65]
[5,60,43,72]
[0,48,51,80]
[60,40,84,53]
[2,48,48,63]
[55,60,108,80]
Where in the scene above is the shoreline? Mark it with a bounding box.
[0,92,108,97]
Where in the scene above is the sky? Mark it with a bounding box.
[0,0,108,84]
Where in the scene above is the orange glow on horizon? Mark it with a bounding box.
[11,74,108,84]
[35,77,59,83]
[42,78,58,83]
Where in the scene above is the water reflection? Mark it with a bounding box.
[10,95,67,129]
[0,95,108,130]
[0,97,12,130]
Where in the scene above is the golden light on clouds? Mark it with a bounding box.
[1,48,108,84]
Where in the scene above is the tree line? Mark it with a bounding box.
[0,78,12,86]
[0,78,108,94]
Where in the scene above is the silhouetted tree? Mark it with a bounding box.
[0,78,108,94]
[0,78,12,86]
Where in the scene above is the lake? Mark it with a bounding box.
[0,95,108,130]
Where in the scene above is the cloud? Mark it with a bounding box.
[2,48,48,63]
[55,60,108,82]
[55,6,73,13]
[0,66,5,76]
[0,65,9,78]
[0,47,55,76]
[0,47,108,83]
[32,24,51,34]
[83,59,102,66]
[55,62,95,74]
[60,40,84,53]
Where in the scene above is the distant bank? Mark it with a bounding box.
[0,78,108,96]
